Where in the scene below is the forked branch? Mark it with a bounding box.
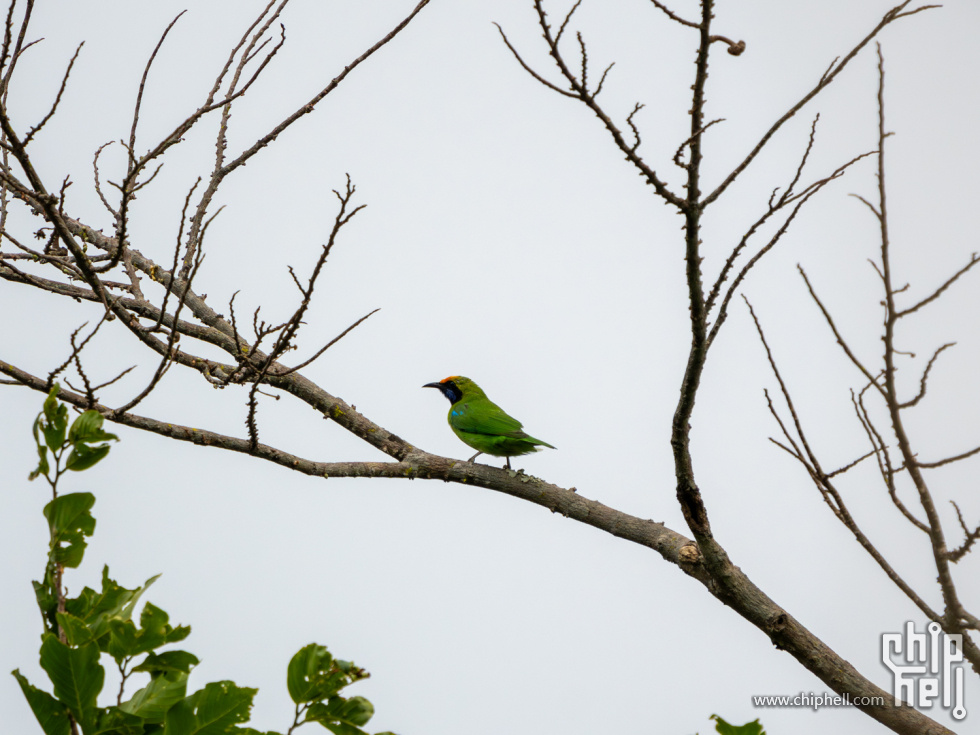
[703,1,938,207]
[752,44,980,677]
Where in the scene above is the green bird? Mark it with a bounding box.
[423,375,555,469]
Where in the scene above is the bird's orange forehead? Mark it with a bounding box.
[440,375,460,383]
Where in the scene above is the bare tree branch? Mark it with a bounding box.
[748,299,944,627]
[703,1,938,208]
[280,309,380,377]
[948,502,980,563]
[899,342,954,408]
[915,444,980,469]
[493,22,576,98]
[646,0,698,28]
[706,149,875,348]
[896,252,980,317]
[799,265,886,397]
[22,41,82,146]
[498,1,685,207]
[1,3,971,732]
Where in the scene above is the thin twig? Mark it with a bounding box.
[914,444,980,469]
[898,342,954,408]
[23,42,83,146]
[705,148,875,348]
[826,450,875,479]
[748,301,941,623]
[280,309,380,376]
[947,502,980,563]
[92,142,119,219]
[896,253,980,317]
[673,118,724,170]
[493,22,576,97]
[555,0,582,45]
[799,265,885,397]
[703,1,939,208]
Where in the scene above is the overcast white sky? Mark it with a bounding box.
[2,1,979,733]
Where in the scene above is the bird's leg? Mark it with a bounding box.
[468,451,482,463]
[505,457,511,470]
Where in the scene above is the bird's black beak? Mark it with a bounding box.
[422,381,447,399]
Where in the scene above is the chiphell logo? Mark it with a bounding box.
[881,621,966,721]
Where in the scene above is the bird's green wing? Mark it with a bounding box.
[449,398,528,438]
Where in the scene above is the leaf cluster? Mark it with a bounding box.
[30,385,119,481]
[286,644,394,735]
[14,391,392,735]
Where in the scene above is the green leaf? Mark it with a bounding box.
[76,568,162,652]
[137,602,177,647]
[43,492,96,569]
[12,669,72,735]
[166,623,191,644]
[87,706,146,735]
[45,486,96,531]
[63,410,118,471]
[107,601,189,661]
[287,644,333,703]
[66,443,112,472]
[287,644,369,706]
[68,410,118,444]
[30,419,50,480]
[64,585,99,619]
[306,696,375,734]
[42,387,70,451]
[132,650,200,675]
[711,715,766,735]
[106,619,139,660]
[119,669,189,722]
[56,612,96,647]
[34,579,59,625]
[38,634,104,731]
[164,681,257,735]
[118,572,161,620]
